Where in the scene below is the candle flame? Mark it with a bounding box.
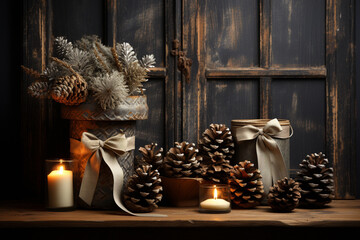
[213,185,217,200]
[59,165,64,173]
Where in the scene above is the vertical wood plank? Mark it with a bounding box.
[22,0,52,200]
[259,0,272,119]
[259,0,271,68]
[326,0,356,199]
[164,0,178,149]
[182,0,200,143]
[106,0,117,46]
[259,77,271,119]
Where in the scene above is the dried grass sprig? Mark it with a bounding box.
[21,65,47,81]
[93,46,111,73]
[111,47,123,72]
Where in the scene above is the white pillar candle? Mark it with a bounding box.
[200,186,230,211]
[47,165,74,208]
[200,198,230,210]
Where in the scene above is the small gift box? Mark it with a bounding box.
[231,118,293,195]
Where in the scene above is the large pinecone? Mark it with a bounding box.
[228,160,264,208]
[49,56,88,105]
[201,151,233,184]
[199,124,235,162]
[162,141,202,178]
[297,152,334,208]
[123,165,163,213]
[138,143,163,170]
[268,177,301,212]
[49,74,88,105]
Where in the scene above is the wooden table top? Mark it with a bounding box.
[1,200,360,228]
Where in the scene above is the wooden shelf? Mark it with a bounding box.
[1,200,360,229]
[1,200,360,240]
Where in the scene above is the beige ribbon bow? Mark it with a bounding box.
[73,132,166,217]
[234,118,292,194]
[79,132,134,210]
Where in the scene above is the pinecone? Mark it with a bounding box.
[49,57,88,105]
[199,124,235,163]
[228,160,264,208]
[138,143,163,170]
[123,165,163,213]
[201,151,233,184]
[50,74,88,105]
[28,81,49,99]
[268,177,301,212]
[297,152,334,208]
[162,141,202,178]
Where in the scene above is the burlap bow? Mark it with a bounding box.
[78,132,134,209]
[71,132,166,217]
[234,118,292,193]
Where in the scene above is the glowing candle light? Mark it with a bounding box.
[47,161,74,209]
[200,185,230,211]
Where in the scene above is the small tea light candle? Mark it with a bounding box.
[199,184,231,213]
[46,159,75,210]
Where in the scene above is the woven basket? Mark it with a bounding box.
[62,95,148,209]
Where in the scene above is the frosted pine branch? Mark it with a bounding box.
[140,54,156,71]
[116,42,138,67]
[74,35,101,51]
[54,36,74,59]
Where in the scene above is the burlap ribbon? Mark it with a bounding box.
[71,132,166,217]
[234,118,293,193]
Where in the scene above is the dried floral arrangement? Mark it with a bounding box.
[22,35,155,110]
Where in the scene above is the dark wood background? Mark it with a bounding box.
[0,0,358,201]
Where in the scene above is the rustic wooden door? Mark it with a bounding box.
[181,0,355,199]
[21,0,355,200]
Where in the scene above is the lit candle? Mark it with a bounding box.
[200,185,231,211]
[47,162,74,209]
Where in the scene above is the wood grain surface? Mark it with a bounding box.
[1,200,360,228]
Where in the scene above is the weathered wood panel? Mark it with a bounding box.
[113,0,168,150]
[52,0,104,41]
[16,0,357,201]
[182,0,200,143]
[271,79,326,175]
[115,0,165,66]
[188,0,356,199]
[135,79,165,151]
[204,0,259,68]
[206,79,259,128]
[271,0,325,67]
[326,0,355,199]
[22,0,52,200]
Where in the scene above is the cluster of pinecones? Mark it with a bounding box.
[123,123,334,213]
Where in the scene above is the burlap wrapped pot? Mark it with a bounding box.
[62,95,148,209]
